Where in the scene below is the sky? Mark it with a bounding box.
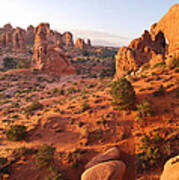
[0,0,178,47]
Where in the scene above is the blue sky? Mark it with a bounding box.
[0,0,178,46]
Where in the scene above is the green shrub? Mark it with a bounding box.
[110,78,136,110]
[81,101,90,112]
[3,57,17,71]
[137,134,164,173]
[0,157,8,167]
[176,88,179,98]
[153,62,166,68]
[153,85,165,96]
[35,144,55,168]
[137,100,152,118]
[168,57,179,69]
[6,125,27,141]
[24,101,43,114]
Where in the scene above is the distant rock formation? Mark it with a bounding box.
[25,25,35,45]
[0,24,26,51]
[75,38,92,49]
[75,38,86,49]
[32,23,75,76]
[87,39,92,47]
[115,4,179,78]
[62,32,74,47]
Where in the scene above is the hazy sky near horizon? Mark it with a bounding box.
[0,0,178,46]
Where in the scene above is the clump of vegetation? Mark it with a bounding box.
[110,78,136,110]
[81,101,90,112]
[45,165,63,180]
[168,57,179,69]
[153,62,166,68]
[137,100,153,118]
[2,57,17,71]
[176,87,179,98]
[6,125,27,141]
[153,85,165,96]
[16,59,31,69]
[0,157,8,167]
[24,101,43,114]
[13,146,32,158]
[35,144,55,168]
[137,134,164,173]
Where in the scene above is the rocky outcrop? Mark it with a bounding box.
[115,4,179,78]
[81,147,126,180]
[81,160,126,180]
[85,147,120,169]
[12,27,26,49]
[160,155,179,180]
[62,32,74,47]
[0,24,26,51]
[25,25,35,45]
[75,38,86,49]
[150,4,179,56]
[32,23,75,76]
[116,30,165,77]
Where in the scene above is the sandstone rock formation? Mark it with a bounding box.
[75,38,86,49]
[62,32,74,47]
[25,25,35,45]
[32,23,75,76]
[87,39,91,47]
[12,27,26,49]
[160,155,179,180]
[150,4,179,56]
[115,4,179,78]
[85,147,120,169]
[81,160,126,180]
[0,24,26,51]
[116,30,165,77]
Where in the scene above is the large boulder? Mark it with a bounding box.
[85,147,120,169]
[32,23,75,76]
[81,160,126,180]
[160,155,179,180]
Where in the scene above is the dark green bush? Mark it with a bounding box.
[110,78,136,110]
[24,101,43,114]
[153,85,165,96]
[137,134,164,173]
[3,57,17,71]
[35,144,55,168]
[6,125,27,141]
[168,57,179,69]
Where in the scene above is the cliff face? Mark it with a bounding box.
[150,4,179,56]
[32,23,75,76]
[116,4,179,78]
[0,24,26,51]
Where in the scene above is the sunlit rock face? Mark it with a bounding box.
[32,23,75,76]
[115,4,179,78]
